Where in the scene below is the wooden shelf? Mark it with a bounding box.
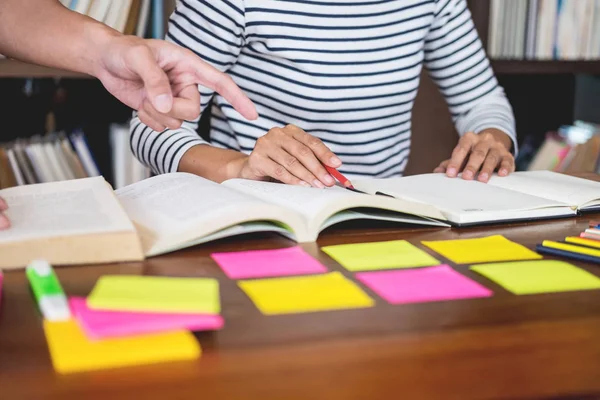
[491,60,600,75]
[0,59,91,78]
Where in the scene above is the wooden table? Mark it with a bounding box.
[2,184,600,399]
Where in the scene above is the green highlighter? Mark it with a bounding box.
[26,260,71,321]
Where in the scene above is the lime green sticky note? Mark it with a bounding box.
[87,275,220,314]
[238,271,375,315]
[320,240,440,271]
[471,260,600,295]
[422,235,542,264]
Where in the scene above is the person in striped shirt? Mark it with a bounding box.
[130,0,517,190]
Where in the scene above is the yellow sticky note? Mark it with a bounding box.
[321,240,440,271]
[471,260,600,295]
[565,236,600,249]
[238,271,375,315]
[422,235,542,264]
[87,275,220,314]
[44,320,201,374]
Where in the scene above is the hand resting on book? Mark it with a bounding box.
[434,130,515,183]
[180,124,343,189]
[230,124,342,189]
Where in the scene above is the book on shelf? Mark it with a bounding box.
[0,127,150,190]
[0,132,96,189]
[110,123,151,189]
[65,0,156,37]
[488,0,600,60]
[527,121,600,173]
[1,170,600,269]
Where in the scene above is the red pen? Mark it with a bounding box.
[324,165,354,189]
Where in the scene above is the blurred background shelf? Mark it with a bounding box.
[491,60,600,75]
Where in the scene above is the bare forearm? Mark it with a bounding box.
[0,0,118,76]
[178,144,248,183]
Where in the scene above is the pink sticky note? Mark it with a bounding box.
[211,246,327,279]
[69,297,223,340]
[355,265,493,304]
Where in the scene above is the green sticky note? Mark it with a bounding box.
[422,235,542,264]
[238,271,375,315]
[321,240,440,271]
[471,260,600,295]
[87,275,220,314]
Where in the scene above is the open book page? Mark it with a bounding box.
[116,173,305,254]
[0,177,135,244]
[222,179,448,236]
[352,173,575,225]
[488,171,600,209]
[150,222,293,256]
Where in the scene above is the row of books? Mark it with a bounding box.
[527,121,600,173]
[59,0,164,38]
[0,132,98,189]
[488,0,600,60]
[0,127,149,190]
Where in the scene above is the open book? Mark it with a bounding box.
[352,170,600,225]
[0,173,445,268]
[1,170,598,268]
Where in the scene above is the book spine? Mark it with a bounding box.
[152,0,164,39]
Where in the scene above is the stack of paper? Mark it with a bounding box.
[45,275,223,374]
[83,275,223,336]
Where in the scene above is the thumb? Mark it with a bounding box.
[128,46,174,113]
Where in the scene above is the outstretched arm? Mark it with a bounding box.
[0,0,257,122]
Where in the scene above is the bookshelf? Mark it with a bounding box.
[467,0,600,75]
[492,60,600,75]
[1,1,597,78]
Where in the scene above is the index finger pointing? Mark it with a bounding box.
[192,59,258,121]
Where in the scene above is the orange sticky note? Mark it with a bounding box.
[43,320,201,374]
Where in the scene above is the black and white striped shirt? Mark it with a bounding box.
[130,0,516,178]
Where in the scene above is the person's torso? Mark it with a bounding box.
[212,0,438,177]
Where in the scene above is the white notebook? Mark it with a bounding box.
[352,171,599,225]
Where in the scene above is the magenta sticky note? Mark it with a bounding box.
[69,297,223,340]
[355,265,493,304]
[211,246,327,279]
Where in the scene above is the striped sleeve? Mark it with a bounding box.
[424,0,518,153]
[129,0,246,174]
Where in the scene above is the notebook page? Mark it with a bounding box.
[0,177,134,244]
[353,173,567,220]
[222,179,355,221]
[488,171,600,207]
[116,173,274,236]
